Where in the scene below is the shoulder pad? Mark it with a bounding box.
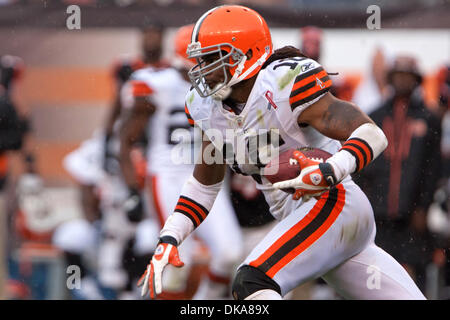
[184,87,218,127]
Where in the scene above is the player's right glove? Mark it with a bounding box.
[123,187,144,222]
[137,236,184,299]
[273,150,337,201]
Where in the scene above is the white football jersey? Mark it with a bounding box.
[124,67,196,175]
[185,57,342,219]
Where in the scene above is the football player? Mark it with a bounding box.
[120,24,243,299]
[138,5,426,300]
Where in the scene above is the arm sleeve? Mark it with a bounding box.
[159,175,223,245]
[326,123,388,182]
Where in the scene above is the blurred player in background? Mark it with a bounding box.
[58,129,160,300]
[96,22,167,298]
[299,26,359,104]
[0,55,27,299]
[352,48,390,115]
[138,5,426,300]
[120,24,243,299]
[103,22,165,178]
[57,133,106,300]
[0,55,39,299]
[52,23,168,300]
[299,26,322,63]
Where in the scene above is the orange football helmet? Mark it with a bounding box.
[173,24,196,69]
[187,5,273,99]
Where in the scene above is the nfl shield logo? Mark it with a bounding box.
[310,173,322,185]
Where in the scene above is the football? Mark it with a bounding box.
[263,147,332,193]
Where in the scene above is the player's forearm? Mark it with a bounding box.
[299,93,387,183]
[119,122,144,189]
[327,123,388,183]
[119,103,152,188]
[119,133,140,188]
[160,138,226,244]
[159,174,223,245]
[105,94,122,136]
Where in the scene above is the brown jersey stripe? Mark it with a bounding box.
[348,142,369,167]
[185,104,193,119]
[341,138,374,172]
[290,81,332,109]
[250,185,345,277]
[175,202,205,224]
[341,145,363,172]
[290,78,332,105]
[185,104,195,127]
[266,185,345,277]
[174,207,200,228]
[290,75,330,102]
[290,69,328,96]
[292,67,325,87]
[179,196,208,219]
[347,138,374,163]
[342,142,368,168]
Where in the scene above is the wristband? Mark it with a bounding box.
[327,123,388,182]
[158,235,178,246]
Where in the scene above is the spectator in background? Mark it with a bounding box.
[299,26,322,63]
[298,26,357,103]
[103,21,166,175]
[356,55,442,293]
[428,64,450,298]
[352,47,390,115]
[53,22,168,300]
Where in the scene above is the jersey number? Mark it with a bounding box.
[223,130,285,184]
[167,106,193,145]
[272,57,306,70]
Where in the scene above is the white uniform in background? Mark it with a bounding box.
[59,131,159,295]
[123,66,243,299]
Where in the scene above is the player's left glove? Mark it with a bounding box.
[137,236,184,299]
[273,150,337,201]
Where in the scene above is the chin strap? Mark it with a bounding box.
[229,52,269,87]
